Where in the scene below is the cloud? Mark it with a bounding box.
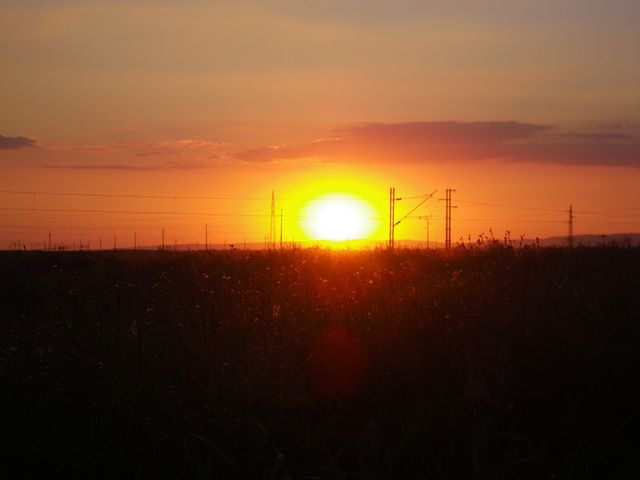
[19,125,640,169]
[233,142,332,163]
[123,139,228,159]
[39,138,228,169]
[0,133,39,150]
[42,162,212,171]
[338,121,551,144]
[231,121,640,168]
[43,164,162,171]
[136,151,183,157]
[560,132,632,141]
[509,141,640,168]
[232,121,552,164]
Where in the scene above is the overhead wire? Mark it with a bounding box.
[0,207,271,217]
[0,189,270,201]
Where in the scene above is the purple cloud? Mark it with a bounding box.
[42,164,163,171]
[0,133,39,150]
[231,121,640,168]
[337,121,551,144]
[560,132,632,141]
[510,141,640,168]
[42,162,212,171]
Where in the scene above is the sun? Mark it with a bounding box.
[301,192,378,242]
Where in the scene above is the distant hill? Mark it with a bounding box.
[391,233,640,249]
[538,233,640,247]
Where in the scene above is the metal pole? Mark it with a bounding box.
[389,187,395,249]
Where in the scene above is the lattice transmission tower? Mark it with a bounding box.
[269,190,276,250]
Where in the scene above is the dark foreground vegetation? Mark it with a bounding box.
[1,245,640,479]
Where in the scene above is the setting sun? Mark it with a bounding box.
[301,193,379,242]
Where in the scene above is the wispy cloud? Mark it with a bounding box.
[136,151,183,158]
[39,138,229,169]
[338,121,550,144]
[509,141,640,168]
[0,133,39,150]
[560,132,633,141]
[42,164,163,171]
[43,162,213,171]
[231,121,640,168]
[15,124,640,170]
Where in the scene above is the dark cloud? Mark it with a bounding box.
[0,133,39,150]
[37,138,225,169]
[43,162,212,171]
[509,141,640,168]
[560,132,632,141]
[231,121,640,168]
[232,121,552,164]
[337,121,551,144]
[43,164,160,171]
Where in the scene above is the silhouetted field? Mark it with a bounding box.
[1,245,639,479]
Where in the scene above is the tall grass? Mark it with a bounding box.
[1,245,639,478]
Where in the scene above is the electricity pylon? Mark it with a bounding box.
[567,204,574,248]
[419,215,434,249]
[269,190,276,250]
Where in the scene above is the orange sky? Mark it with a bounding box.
[1,1,639,249]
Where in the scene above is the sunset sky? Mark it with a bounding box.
[2,0,639,249]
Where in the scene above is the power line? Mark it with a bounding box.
[455,199,564,213]
[395,190,437,227]
[396,193,437,200]
[388,188,437,249]
[455,198,640,217]
[0,207,270,217]
[0,190,269,201]
[452,218,567,224]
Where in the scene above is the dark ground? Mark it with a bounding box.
[1,245,639,478]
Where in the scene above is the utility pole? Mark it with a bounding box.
[205,224,208,251]
[426,216,431,249]
[389,187,395,249]
[134,232,137,250]
[420,215,433,249]
[567,204,574,248]
[280,209,283,251]
[439,189,457,250]
[48,231,52,251]
[445,189,452,250]
[270,190,276,250]
[161,228,165,250]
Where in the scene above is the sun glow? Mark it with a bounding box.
[301,192,378,242]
